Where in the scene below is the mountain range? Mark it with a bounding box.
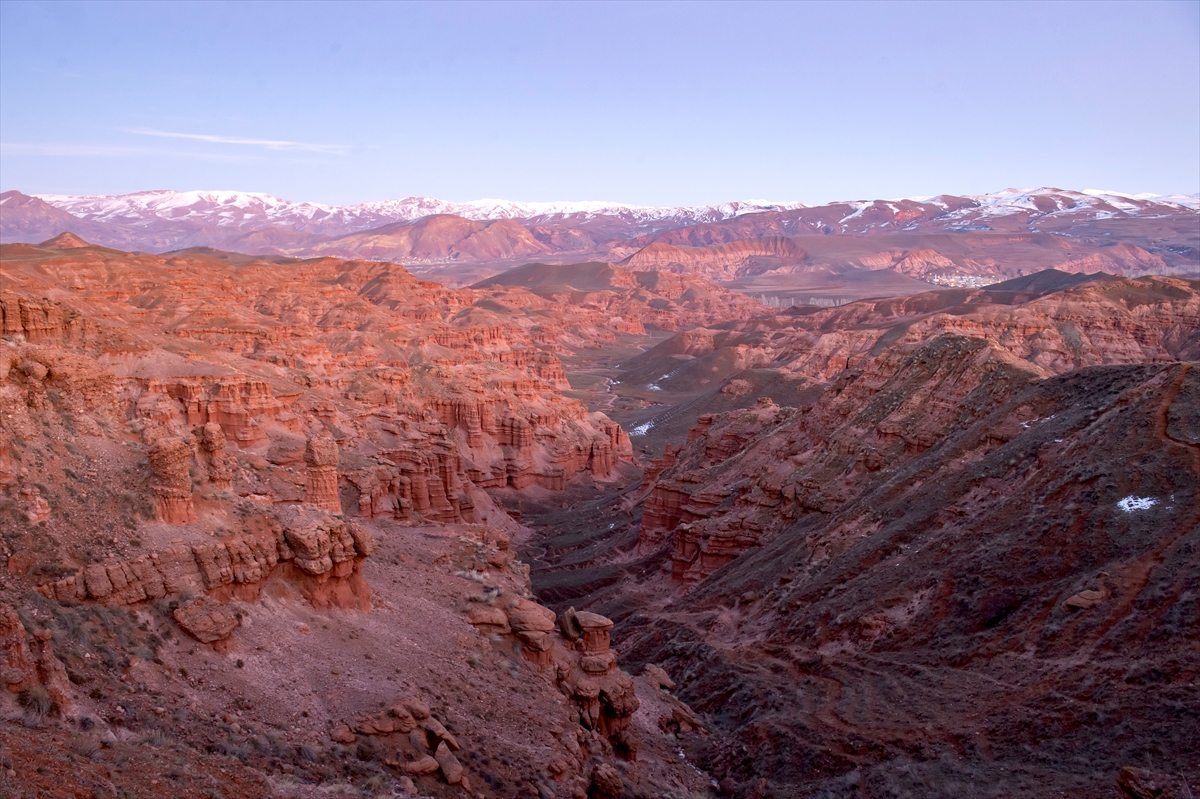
[1,187,1197,286]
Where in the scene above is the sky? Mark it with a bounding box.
[1,0,1197,207]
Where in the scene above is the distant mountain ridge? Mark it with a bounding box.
[2,187,1196,283]
[27,187,1200,231]
[30,190,809,231]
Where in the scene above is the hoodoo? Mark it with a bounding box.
[304,435,342,513]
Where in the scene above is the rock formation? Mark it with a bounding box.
[146,435,197,525]
[609,360,1200,793]
[0,604,72,715]
[304,435,341,513]
[36,506,375,612]
[523,273,1200,797]
[460,597,642,759]
[621,236,809,280]
[17,486,50,524]
[172,596,239,643]
[193,421,233,489]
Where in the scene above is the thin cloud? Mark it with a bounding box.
[0,142,251,161]
[127,127,348,154]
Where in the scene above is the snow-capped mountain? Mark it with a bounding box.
[3,187,1195,278]
[949,187,1199,216]
[28,187,1197,247]
[33,190,809,235]
[834,187,1199,223]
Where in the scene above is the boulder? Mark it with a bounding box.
[422,716,459,750]
[558,607,583,641]
[587,764,624,799]
[403,754,440,775]
[576,611,614,654]
[1118,766,1189,799]
[434,740,464,785]
[466,605,510,631]
[517,630,554,652]
[643,663,676,691]
[403,696,431,720]
[17,487,50,524]
[506,599,557,633]
[330,724,357,744]
[172,596,238,643]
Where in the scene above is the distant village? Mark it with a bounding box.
[924,272,1003,288]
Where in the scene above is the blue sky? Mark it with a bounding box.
[1,0,1197,206]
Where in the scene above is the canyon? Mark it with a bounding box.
[0,209,1196,799]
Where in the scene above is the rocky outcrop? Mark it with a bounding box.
[622,236,808,281]
[462,598,641,758]
[351,695,471,787]
[3,246,646,530]
[472,260,771,332]
[615,356,1200,795]
[638,337,1048,583]
[638,275,1200,397]
[0,604,72,714]
[194,422,233,489]
[304,435,342,513]
[587,763,625,799]
[133,376,301,448]
[17,486,50,524]
[555,609,640,756]
[36,507,375,615]
[0,605,37,693]
[147,435,197,525]
[172,595,239,643]
[0,292,96,348]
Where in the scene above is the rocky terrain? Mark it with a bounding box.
[0,236,769,798]
[521,272,1200,798]
[0,224,1197,799]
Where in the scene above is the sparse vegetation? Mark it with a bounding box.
[17,686,54,723]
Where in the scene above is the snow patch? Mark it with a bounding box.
[1117,496,1157,512]
[629,421,655,436]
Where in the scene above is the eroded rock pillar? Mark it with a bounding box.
[305,435,342,514]
[148,436,196,524]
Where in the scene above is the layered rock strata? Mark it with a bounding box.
[36,507,375,618]
[638,337,1049,583]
